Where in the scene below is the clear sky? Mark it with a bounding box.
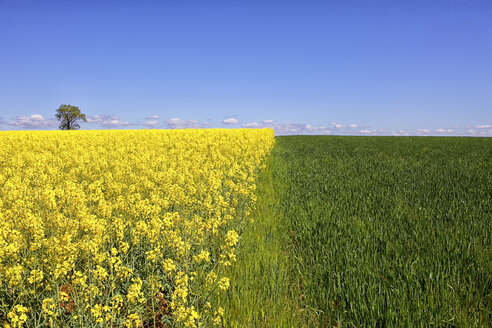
[1,0,491,135]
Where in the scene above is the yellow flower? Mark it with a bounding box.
[27,269,44,285]
[218,277,230,291]
[163,258,176,272]
[206,272,217,285]
[0,129,275,327]
[93,265,108,281]
[90,304,103,320]
[225,230,239,247]
[124,313,141,328]
[193,250,210,263]
[42,298,57,320]
[126,278,145,304]
[7,305,29,328]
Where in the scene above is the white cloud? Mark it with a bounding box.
[223,118,239,125]
[465,127,491,136]
[5,113,491,138]
[331,122,345,129]
[144,120,159,127]
[8,114,58,129]
[391,130,410,136]
[241,121,388,136]
[106,119,130,127]
[86,115,103,123]
[242,122,262,128]
[86,115,130,128]
[245,122,486,136]
[463,127,492,136]
[165,118,199,129]
[30,114,44,120]
[436,128,454,133]
[242,121,335,135]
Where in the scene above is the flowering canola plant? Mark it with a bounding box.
[0,129,275,327]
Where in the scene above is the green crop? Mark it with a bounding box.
[224,136,491,327]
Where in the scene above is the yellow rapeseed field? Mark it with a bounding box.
[0,129,275,327]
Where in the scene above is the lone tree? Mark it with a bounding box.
[55,104,87,130]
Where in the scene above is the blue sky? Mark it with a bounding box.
[0,0,491,136]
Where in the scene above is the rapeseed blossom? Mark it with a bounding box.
[0,129,274,327]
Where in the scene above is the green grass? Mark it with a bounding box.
[224,136,492,327]
[219,146,315,327]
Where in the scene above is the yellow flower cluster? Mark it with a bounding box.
[0,129,274,327]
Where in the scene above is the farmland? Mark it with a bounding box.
[1,132,491,327]
[224,136,491,327]
[0,129,274,327]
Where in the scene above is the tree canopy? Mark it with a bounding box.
[55,104,86,130]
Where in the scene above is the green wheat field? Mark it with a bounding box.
[223,136,491,327]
